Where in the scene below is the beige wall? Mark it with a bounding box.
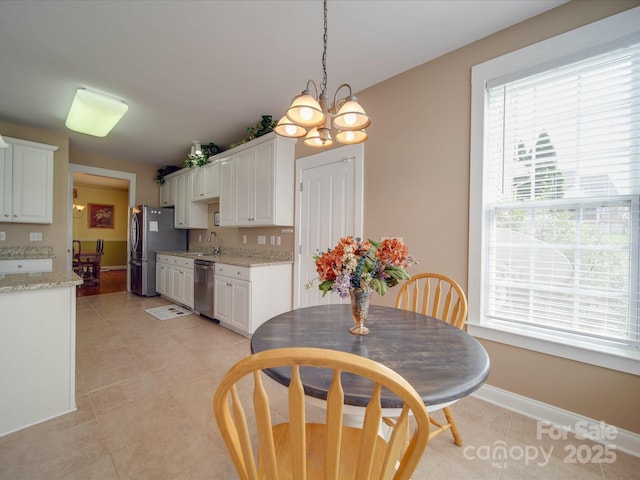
[349,0,640,433]
[0,121,69,271]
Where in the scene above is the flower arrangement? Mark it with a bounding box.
[309,236,415,297]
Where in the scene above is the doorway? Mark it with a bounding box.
[68,164,136,291]
[294,144,364,308]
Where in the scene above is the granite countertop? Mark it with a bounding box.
[0,246,54,260]
[0,269,83,293]
[157,248,293,267]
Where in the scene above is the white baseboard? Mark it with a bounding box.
[471,384,640,458]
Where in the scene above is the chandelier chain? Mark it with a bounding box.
[321,0,328,95]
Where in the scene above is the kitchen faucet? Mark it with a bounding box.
[207,231,221,254]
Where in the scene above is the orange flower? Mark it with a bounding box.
[376,238,409,267]
[315,251,342,281]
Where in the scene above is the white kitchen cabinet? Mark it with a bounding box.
[0,258,53,273]
[156,254,194,308]
[0,137,58,224]
[173,171,208,229]
[218,155,235,226]
[214,264,251,333]
[0,284,76,436]
[213,262,292,337]
[159,175,177,207]
[218,133,295,227]
[191,160,220,201]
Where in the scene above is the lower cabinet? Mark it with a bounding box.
[156,254,194,308]
[214,262,292,337]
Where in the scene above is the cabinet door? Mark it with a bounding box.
[172,265,185,301]
[214,276,231,323]
[230,279,251,332]
[234,148,255,225]
[160,176,176,207]
[0,146,12,221]
[11,144,54,223]
[253,140,275,225]
[183,267,194,308]
[161,262,173,296]
[219,156,235,226]
[156,263,165,294]
[190,168,205,201]
[174,173,188,228]
[203,160,220,198]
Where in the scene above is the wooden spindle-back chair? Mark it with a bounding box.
[213,347,431,480]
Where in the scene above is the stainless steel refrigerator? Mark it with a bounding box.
[129,205,187,296]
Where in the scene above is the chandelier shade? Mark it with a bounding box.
[304,127,334,148]
[285,91,324,127]
[276,0,370,147]
[335,129,368,145]
[274,116,307,138]
[333,98,371,130]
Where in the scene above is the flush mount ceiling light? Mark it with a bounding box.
[274,0,371,148]
[65,88,128,137]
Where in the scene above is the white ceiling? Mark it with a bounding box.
[0,0,566,168]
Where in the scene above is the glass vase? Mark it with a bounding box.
[349,288,372,335]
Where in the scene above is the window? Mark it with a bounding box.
[469,8,640,374]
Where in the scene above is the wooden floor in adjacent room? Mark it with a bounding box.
[76,269,127,297]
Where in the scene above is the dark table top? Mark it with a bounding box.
[251,304,490,409]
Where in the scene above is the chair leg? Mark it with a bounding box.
[443,406,463,446]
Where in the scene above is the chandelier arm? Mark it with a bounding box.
[305,79,320,99]
[332,83,353,111]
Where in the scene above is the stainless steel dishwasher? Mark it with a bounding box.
[194,259,215,320]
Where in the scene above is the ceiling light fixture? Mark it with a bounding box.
[65,88,128,137]
[275,0,370,148]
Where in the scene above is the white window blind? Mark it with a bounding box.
[483,38,640,348]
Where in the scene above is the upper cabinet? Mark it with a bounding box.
[191,159,220,202]
[159,175,177,207]
[0,137,58,224]
[173,171,208,229]
[219,133,296,227]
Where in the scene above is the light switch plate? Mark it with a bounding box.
[29,232,43,241]
[0,232,5,241]
[257,235,266,245]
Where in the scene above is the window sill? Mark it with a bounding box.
[467,322,640,376]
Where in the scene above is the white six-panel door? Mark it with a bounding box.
[294,144,364,308]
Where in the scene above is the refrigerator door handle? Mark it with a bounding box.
[130,210,139,255]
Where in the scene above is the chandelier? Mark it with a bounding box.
[274,0,370,148]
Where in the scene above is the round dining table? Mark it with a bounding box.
[250,304,490,410]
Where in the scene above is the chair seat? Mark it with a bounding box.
[269,423,387,480]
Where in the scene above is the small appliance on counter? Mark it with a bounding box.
[129,205,187,296]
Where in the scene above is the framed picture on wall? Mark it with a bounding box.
[88,203,114,228]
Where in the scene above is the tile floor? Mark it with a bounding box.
[0,291,638,479]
